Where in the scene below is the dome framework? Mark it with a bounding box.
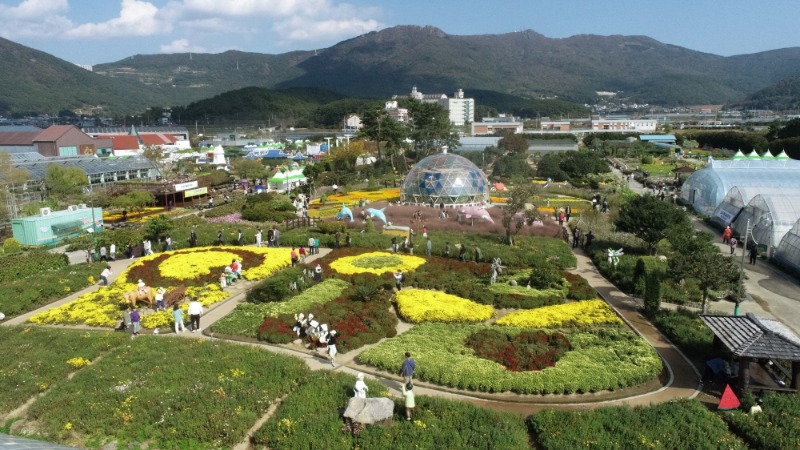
[401,153,489,207]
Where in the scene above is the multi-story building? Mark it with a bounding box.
[439,89,475,127]
[472,115,524,135]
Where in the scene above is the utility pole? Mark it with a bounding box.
[735,219,751,316]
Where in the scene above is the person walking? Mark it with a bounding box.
[729,236,738,256]
[326,330,338,367]
[188,298,203,332]
[722,226,732,244]
[256,228,263,247]
[307,235,315,254]
[109,243,116,261]
[572,227,580,249]
[217,229,224,245]
[335,231,341,248]
[391,236,398,253]
[474,246,482,263]
[299,245,307,263]
[190,229,197,248]
[130,307,141,336]
[425,237,432,257]
[273,227,281,247]
[401,382,415,421]
[236,229,243,246]
[267,228,275,248]
[749,243,758,265]
[394,270,404,290]
[165,235,173,251]
[100,265,112,286]
[290,247,299,267]
[345,232,351,247]
[172,304,185,333]
[99,246,107,261]
[354,372,369,398]
[401,352,416,384]
[458,244,467,262]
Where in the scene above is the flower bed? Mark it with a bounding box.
[211,279,350,338]
[496,299,622,328]
[28,246,292,329]
[488,283,566,309]
[252,371,530,449]
[24,336,309,448]
[465,329,571,372]
[329,251,426,275]
[358,323,662,394]
[396,289,494,323]
[311,188,400,206]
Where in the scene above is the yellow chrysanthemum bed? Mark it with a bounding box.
[396,289,494,323]
[496,299,622,328]
[28,246,291,329]
[329,251,426,275]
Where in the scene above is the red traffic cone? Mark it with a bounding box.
[718,384,741,411]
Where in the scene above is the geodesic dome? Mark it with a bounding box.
[401,153,489,207]
[775,218,800,274]
[680,159,800,216]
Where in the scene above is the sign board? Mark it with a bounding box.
[184,187,208,198]
[717,209,735,225]
[174,181,199,192]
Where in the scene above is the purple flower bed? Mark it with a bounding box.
[205,212,259,225]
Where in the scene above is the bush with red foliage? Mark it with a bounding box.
[256,316,296,344]
[564,271,597,300]
[465,329,571,372]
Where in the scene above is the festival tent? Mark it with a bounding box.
[731,194,800,255]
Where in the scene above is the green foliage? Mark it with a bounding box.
[650,308,714,360]
[44,164,88,200]
[317,221,346,235]
[721,392,800,450]
[564,272,597,300]
[0,251,69,283]
[683,130,769,153]
[615,194,690,252]
[25,336,309,448]
[254,370,530,450]
[0,327,129,414]
[643,271,661,317]
[110,190,155,212]
[212,279,349,338]
[536,150,611,184]
[2,238,22,255]
[466,328,571,371]
[488,283,566,309]
[525,265,566,290]
[247,267,307,303]
[144,214,175,241]
[360,324,662,394]
[530,399,748,450]
[240,192,297,222]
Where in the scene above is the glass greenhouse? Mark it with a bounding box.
[775,219,800,274]
[711,187,800,228]
[732,195,800,255]
[680,159,800,216]
[401,153,489,207]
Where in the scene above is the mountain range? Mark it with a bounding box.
[3,25,800,116]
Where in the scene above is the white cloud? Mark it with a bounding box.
[160,38,205,54]
[0,0,72,39]
[179,0,330,17]
[276,17,381,43]
[65,0,170,38]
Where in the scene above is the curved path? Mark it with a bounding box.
[3,244,701,415]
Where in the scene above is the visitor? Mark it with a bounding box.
[425,238,432,257]
[332,183,338,194]
[749,243,758,265]
[273,227,281,247]
[335,231,341,248]
[137,278,147,295]
[99,246,107,261]
[155,287,166,312]
[314,264,323,282]
[217,230,224,245]
[391,236,398,253]
[565,205,572,222]
[237,229,243,246]
[130,307,141,336]
[584,230,594,249]
[100,265,112,286]
[299,245,307,263]
[345,232,351,247]
[256,228,263,247]
[474,246,482,263]
[354,372,369,398]
[267,228,275,247]
[729,236,738,256]
[394,270,404,290]
[458,244,467,262]
[165,235,173,251]
[290,247,299,267]
[109,243,116,260]
[307,235,315,254]
[401,352,416,383]
[190,229,197,247]
[722,226,732,244]
[172,304,185,333]
[326,330,338,367]
[572,228,580,249]
[444,241,451,257]
[188,298,203,332]
[401,382,415,421]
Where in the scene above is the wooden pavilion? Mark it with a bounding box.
[701,313,800,394]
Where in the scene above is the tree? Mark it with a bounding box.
[358,108,407,164]
[615,195,689,254]
[323,141,365,181]
[111,190,155,213]
[0,152,31,221]
[145,214,175,242]
[44,164,88,201]
[233,158,266,180]
[668,250,740,313]
[142,145,167,177]
[404,101,458,156]
[500,185,540,245]
[498,132,529,155]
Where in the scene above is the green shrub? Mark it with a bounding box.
[488,283,565,309]
[721,392,800,450]
[202,200,244,218]
[643,271,661,317]
[650,308,714,360]
[0,251,69,282]
[2,238,22,255]
[240,202,297,222]
[526,265,565,290]
[564,272,596,300]
[247,267,307,303]
[317,221,346,234]
[530,399,747,450]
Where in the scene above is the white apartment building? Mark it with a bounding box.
[439,89,475,127]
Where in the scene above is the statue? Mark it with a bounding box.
[336,203,354,222]
[365,207,388,225]
[123,286,155,308]
[607,248,624,269]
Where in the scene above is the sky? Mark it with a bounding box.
[1,0,799,66]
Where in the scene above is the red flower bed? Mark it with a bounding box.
[257,317,296,344]
[465,329,571,372]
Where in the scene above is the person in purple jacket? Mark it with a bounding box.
[130,307,141,336]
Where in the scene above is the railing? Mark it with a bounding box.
[283,217,317,230]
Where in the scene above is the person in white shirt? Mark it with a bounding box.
[100,265,112,286]
[109,243,116,260]
[188,299,203,332]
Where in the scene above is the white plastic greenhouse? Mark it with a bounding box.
[731,195,800,255]
[711,186,800,228]
[680,159,800,217]
[775,219,800,274]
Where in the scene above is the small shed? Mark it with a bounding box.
[12,206,103,247]
[701,313,800,394]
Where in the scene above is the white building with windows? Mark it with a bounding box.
[439,89,475,127]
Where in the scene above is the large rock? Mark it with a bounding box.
[343,397,395,424]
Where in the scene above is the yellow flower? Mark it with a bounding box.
[66,357,91,368]
[158,250,242,279]
[64,422,73,431]
[396,289,494,323]
[330,251,426,275]
[496,300,622,328]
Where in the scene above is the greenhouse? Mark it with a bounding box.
[775,218,800,274]
[731,194,800,256]
[680,159,800,216]
[401,153,490,207]
[711,186,800,228]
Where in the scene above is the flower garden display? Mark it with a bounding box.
[329,251,426,275]
[29,247,292,329]
[396,289,494,323]
[496,299,622,329]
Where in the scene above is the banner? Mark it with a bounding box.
[174,181,199,192]
[184,187,208,198]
